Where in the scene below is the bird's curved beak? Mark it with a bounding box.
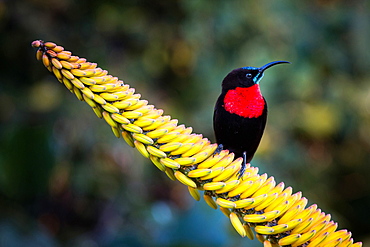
[259,61,290,73]
[253,61,290,84]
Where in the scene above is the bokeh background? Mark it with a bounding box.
[1,0,369,246]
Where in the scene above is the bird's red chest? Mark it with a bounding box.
[223,85,265,118]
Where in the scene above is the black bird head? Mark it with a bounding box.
[221,61,290,92]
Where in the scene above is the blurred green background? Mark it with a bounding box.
[1,0,369,246]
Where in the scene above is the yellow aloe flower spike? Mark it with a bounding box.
[31,40,362,247]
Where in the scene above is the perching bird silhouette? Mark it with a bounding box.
[213,61,290,176]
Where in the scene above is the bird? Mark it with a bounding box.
[213,61,290,176]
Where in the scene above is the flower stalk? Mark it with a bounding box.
[31,40,362,247]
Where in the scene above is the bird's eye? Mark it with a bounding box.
[246,73,252,78]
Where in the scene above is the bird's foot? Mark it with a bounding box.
[214,144,224,155]
[237,151,247,179]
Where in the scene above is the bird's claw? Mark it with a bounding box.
[214,144,224,155]
[237,151,247,179]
